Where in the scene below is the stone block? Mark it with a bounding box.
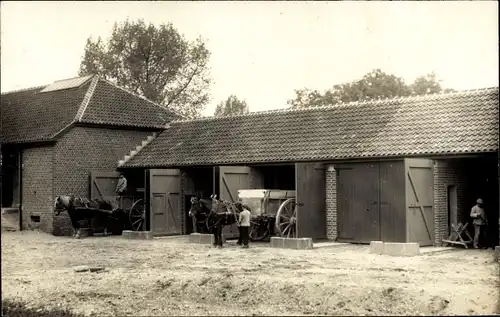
[122,230,153,240]
[370,241,384,255]
[384,242,420,257]
[270,237,285,248]
[270,237,313,250]
[189,233,225,245]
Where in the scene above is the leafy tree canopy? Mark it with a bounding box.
[288,69,456,108]
[214,95,249,117]
[78,19,212,119]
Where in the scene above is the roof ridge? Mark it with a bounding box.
[170,86,499,124]
[99,77,183,119]
[1,84,48,95]
[74,75,100,122]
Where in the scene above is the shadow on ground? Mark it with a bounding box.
[2,299,91,317]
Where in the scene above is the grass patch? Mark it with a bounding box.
[1,299,89,317]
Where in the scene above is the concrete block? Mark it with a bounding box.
[189,233,225,245]
[270,237,313,250]
[370,241,384,255]
[122,230,153,240]
[270,237,285,248]
[298,238,314,249]
[384,242,420,257]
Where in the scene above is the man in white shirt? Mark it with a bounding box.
[238,205,252,248]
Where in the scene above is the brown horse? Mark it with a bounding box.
[54,195,117,238]
[189,195,245,248]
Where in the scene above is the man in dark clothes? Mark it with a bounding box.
[111,173,127,211]
[470,198,488,249]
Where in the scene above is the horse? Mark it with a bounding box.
[188,196,215,234]
[209,195,245,248]
[54,195,117,238]
[189,195,248,248]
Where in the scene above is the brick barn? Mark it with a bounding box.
[119,87,499,247]
[0,75,180,235]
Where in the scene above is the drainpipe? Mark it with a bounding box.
[18,149,23,231]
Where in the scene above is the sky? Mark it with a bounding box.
[1,1,498,117]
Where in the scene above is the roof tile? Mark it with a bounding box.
[1,75,180,143]
[79,79,181,128]
[1,82,90,143]
[124,87,499,167]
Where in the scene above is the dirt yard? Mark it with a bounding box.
[1,231,499,316]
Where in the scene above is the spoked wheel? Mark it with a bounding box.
[275,198,297,238]
[249,217,270,241]
[129,199,145,231]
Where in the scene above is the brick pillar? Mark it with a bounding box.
[325,165,337,241]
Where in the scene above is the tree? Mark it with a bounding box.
[214,95,249,117]
[78,19,212,119]
[288,69,456,108]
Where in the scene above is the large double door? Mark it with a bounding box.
[337,161,406,243]
[147,169,182,236]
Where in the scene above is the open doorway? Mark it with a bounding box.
[464,157,499,248]
[183,166,214,234]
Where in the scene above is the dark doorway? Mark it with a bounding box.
[447,185,458,235]
[463,156,499,247]
[183,166,214,234]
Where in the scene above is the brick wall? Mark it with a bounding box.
[325,164,337,240]
[52,126,155,236]
[22,145,54,233]
[433,159,469,245]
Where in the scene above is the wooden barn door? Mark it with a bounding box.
[148,169,182,236]
[218,166,251,238]
[90,171,121,201]
[405,159,434,246]
[295,162,326,239]
[337,163,380,243]
[379,161,406,242]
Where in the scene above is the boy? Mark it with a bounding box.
[238,204,252,248]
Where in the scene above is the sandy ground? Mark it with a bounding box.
[1,230,499,316]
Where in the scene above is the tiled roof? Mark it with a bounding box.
[1,75,180,144]
[1,82,91,143]
[123,87,499,168]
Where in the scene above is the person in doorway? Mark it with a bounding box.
[470,198,488,249]
[112,173,128,212]
[238,204,252,248]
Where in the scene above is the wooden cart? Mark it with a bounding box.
[238,189,297,241]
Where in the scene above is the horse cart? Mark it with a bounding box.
[238,189,297,241]
[54,194,146,238]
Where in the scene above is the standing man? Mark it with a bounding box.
[112,173,127,212]
[470,198,488,249]
[238,204,252,248]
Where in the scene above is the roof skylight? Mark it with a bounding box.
[39,75,93,93]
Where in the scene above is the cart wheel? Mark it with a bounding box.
[249,217,270,241]
[275,198,297,238]
[129,199,145,231]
